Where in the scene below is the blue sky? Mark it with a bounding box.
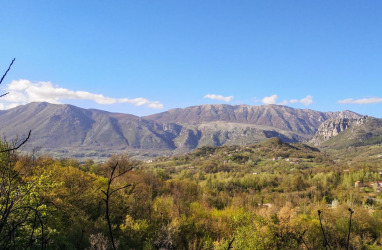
[1,1,381,117]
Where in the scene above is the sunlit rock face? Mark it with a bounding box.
[309,116,368,146]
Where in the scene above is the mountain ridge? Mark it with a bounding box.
[144,104,361,134]
[0,102,366,160]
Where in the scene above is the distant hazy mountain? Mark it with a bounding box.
[0,102,364,160]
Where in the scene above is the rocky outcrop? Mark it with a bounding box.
[309,116,368,146]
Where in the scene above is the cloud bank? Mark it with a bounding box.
[0,79,163,109]
[338,97,382,104]
[262,94,313,106]
[204,94,234,102]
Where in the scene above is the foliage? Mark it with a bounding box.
[1,136,382,248]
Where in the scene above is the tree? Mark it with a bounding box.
[102,158,135,250]
[0,59,53,248]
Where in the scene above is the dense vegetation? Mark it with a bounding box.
[1,137,382,249]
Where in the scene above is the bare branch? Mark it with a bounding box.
[109,184,131,196]
[298,229,311,250]
[0,58,15,86]
[227,237,235,250]
[109,162,118,182]
[318,210,332,250]
[113,166,134,180]
[0,130,31,153]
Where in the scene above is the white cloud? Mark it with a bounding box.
[300,95,313,106]
[262,94,278,104]
[261,94,313,106]
[204,94,234,102]
[338,97,382,104]
[0,79,163,109]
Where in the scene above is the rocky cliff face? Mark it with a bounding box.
[309,116,368,146]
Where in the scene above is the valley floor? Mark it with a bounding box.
[2,139,382,249]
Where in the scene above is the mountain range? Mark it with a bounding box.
[0,102,378,160]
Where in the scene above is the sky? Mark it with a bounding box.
[1,1,382,117]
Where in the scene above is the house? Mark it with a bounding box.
[326,199,339,208]
[356,181,382,192]
[258,203,272,208]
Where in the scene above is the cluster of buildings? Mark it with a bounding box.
[355,180,382,192]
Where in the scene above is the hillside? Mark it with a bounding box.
[6,134,382,249]
[0,102,365,160]
[316,117,382,149]
[0,102,184,157]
